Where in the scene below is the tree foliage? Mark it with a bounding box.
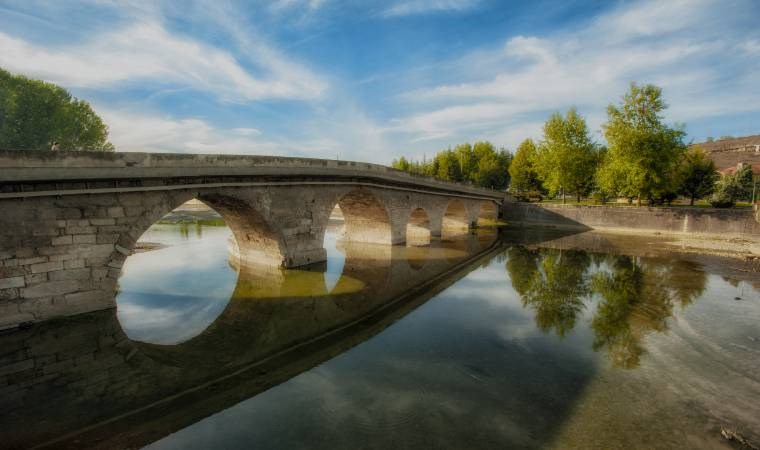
[597,83,685,205]
[534,108,599,202]
[391,140,512,189]
[710,164,755,207]
[0,68,114,151]
[677,145,717,205]
[508,138,542,194]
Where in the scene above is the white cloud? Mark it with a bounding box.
[0,20,327,102]
[98,108,283,155]
[388,0,760,148]
[382,0,480,17]
[98,104,392,163]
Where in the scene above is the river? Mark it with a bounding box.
[1,221,759,449]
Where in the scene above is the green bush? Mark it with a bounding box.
[709,175,741,208]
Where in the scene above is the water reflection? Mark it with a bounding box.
[1,226,759,449]
[116,224,237,344]
[505,245,712,368]
[506,247,590,337]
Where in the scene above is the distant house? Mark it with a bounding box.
[692,135,760,173]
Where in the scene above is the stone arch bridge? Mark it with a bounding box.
[0,151,503,328]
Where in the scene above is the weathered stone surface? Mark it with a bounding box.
[51,235,73,246]
[0,277,24,289]
[24,273,47,285]
[49,269,91,281]
[30,261,63,274]
[66,225,97,235]
[107,207,125,218]
[0,359,34,377]
[89,218,116,226]
[22,280,79,298]
[63,259,86,270]
[72,234,96,244]
[18,256,46,266]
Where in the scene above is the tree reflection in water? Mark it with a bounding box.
[507,247,589,337]
[506,247,708,368]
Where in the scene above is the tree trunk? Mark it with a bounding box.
[636,195,641,207]
[690,196,695,206]
[576,194,581,203]
[562,189,566,204]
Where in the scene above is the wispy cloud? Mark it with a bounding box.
[382,0,480,17]
[389,0,760,147]
[0,17,327,102]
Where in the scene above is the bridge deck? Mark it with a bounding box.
[0,150,503,200]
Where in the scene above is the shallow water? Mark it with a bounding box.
[1,224,759,449]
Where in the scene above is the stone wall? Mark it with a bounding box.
[502,202,760,236]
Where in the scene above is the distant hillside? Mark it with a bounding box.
[692,135,760,171]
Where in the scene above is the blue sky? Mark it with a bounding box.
[1,0,758,163]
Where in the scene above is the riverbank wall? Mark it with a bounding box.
[501,202,760,236]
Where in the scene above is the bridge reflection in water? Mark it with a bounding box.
[0,228,499,449]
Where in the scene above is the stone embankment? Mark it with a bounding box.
[501,202,760,259]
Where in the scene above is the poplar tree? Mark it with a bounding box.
[677,146,717,205]
[508,138,541,193]
[597,83,685,206]
[534,108,598,203]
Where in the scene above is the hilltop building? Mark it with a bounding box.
[693,135,760,174]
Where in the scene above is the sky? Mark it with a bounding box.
[0,0,759,164]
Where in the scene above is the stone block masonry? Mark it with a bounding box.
[501,202,760,236]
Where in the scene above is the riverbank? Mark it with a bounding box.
[502,202,760,261]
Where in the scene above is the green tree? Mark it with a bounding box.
[471,141,511,189]
[391,156,410,172]
[0,68,114,151]
[454,143,475,182]
[389,140,511,189]
[735,164,755,201]
[677,145,718,205]
[534,108,599,202]
[597,83,685,206]
[509,138,542,194]
[710,174,742,207]
[434,150,462,181]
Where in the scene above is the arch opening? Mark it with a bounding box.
[322,203,347,293]
[406,207,431,246]
[336,188,393,245]
[322,189,395,295]
[116,197,239,345]
[442,198,470,236]
[477,201,499,226]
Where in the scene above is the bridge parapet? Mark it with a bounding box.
[0,150,503,200]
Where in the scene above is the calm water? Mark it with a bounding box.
[1,224,759,449]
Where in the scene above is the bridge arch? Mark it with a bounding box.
[442,198,470,232]
[334,188,393,245]
[406,207,432,246]
[477,201,498,226]
[111,191,287,272]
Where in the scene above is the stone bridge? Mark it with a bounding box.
[0,150,503,328]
